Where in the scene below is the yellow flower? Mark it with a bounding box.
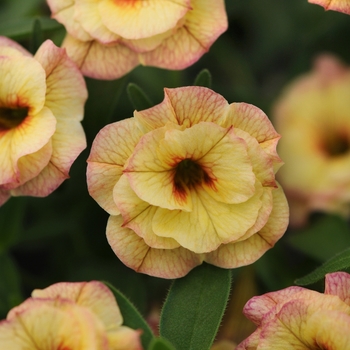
[0,36,87,206]
[308,0,350,15]
[0,281,142,350]
[87,86,289,278]
[46,0,228,79]
[236,272,350,349]
[274,55,350,226]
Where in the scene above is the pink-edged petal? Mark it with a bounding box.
[308,0,350,14]
[75,0,120,43]
[114,175,180,249]
[0,107,56,186]
[0,36,32,57]
[135,87,229,132]
[152,183,263,254]
[62,34,139,80]
[139,0,227,70]
[224,103,283,172]
[325,271,350,305]
[106,215,203,279]
[0,301,107,349]
[205,183,288,268]
[11,118,86,198]
[47,0,92,41]
[87,118,144,215]
[32,281,123,329]
[108,326,143,350]
[34,40,87,122]
[98,0,191,40]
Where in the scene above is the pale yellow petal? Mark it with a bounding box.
[75,0,120,43]
[108,326,142,350]
[153,183,263,254]
[325,272,350,305]
[87,118,144,215]
[114,175,180,249]
[0,107,56,186]
[0,54,46,116]
[35,40,88,122]
[0,36,32,57]
[63,34,139,79]
[47,0,92,41]
[98,0,191,40]
[205,183,288,268]
[32,281,123,329]
[106,215,203,278]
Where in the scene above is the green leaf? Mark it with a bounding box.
[148,337,176,350]
[288,214,350,262]
[159,263,232,350]
[0,17,62,40]
[103,281,155,349]
[193,69,212,88]
[127,83,153,111]
[295,247,350,286]
[30,18,44,54]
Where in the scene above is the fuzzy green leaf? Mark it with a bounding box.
[159,263,232,350]
[147,337,176,350]
[103,281,155,349]
[127,83,153,111]
[295,247,350,286]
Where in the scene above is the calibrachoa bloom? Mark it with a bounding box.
[46,0,228,80]
[0,281,142,349]
[0,36,87,206]
[236,272,350,349]
[308,0,350,15]
[87,86,289,278]
[274,55,350,226]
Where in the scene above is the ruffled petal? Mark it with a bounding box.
[325,271,350,305]
[308,0,350,14]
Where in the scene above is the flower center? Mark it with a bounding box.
[174,158,207,191]
[321,131,350,157]
[0,106,28,131]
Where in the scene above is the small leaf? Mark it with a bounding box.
[295,247,350,286]
[160,263,232,350]
[30,18,44,54]
[103,281,155,349]
[193,69,212,88]
[148,337,176,350]
[127,83,153,111]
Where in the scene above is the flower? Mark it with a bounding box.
[0,281,142,349]
[273,55,350,226]
[87,86,289,278]
[236,272,350,349]
[308,0,350,15]
[46,0,228,80]
[0,36,87,206]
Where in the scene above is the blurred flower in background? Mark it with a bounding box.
[87,86,289,279]
[0,37,87,206]
[46,0,228,79]
[273,55,350,226]
[236,272,350,349]
[308,0,350,15]
[0,281,142,349]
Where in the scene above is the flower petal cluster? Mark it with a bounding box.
[0,281,142,349]
[273,55,350,226]
[236,272,350,349]
[0,37,87,206]
[87,86,288,278]
[308,0,350,15]
[46,0,228,80]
